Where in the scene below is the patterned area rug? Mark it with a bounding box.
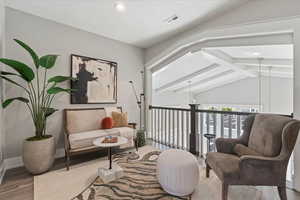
[72,151,190,200]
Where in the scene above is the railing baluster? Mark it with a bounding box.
[186,111,189,150]
[161,109,164,143]
[213,113,217,135]
[164,109,167,145]
[181,111,184,149]
[168,109,171,146]
[157,109,160,142]
[154,109,156,142]
[173,110,175,147]
[161,109,164,144]
[152,109,157,141]
[198,112,202,157]
[199,112,204,156]
[176,110,179,148]
[237,115,241,137]
[229,114,232,138]
[160,109,164,144]
[221,114,224,138]
[160,110,164,144]
[206,113,210,134]
[150,109,153,139]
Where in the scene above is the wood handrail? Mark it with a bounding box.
[149,105,292,117]
[149,105,190,112]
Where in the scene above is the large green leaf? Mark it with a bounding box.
[1,71,20,76]
[40,55,59,69]
[14,39,39,68]
[0,75,28,91]
[0,58,34,82]
[2,97,29,108]
[47,87,75,94]
[48,76,76,83]
[42,107,58,117]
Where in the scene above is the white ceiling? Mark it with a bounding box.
[212,45,293,59]
[5,0,246,48]
[153,51,214,88]
[153,45,294,94]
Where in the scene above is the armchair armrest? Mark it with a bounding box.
[215,138,242,154]
[128,122,137,129]
[239,155,284,184]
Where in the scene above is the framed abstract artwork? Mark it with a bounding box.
[70,54,117,104]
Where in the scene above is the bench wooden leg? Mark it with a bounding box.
[135,139,139,152]
[65,151,70,171]
[206,163,211,178]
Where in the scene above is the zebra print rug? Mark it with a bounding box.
[72,151,190,200]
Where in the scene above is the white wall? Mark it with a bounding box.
[4,8,144,159]
[195,77,293,115]
[292,25,300,191]
[0,0,5,182]
[145,0,300,65]
[152,91,191,108]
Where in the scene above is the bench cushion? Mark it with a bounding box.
[69,127,135,149]
[206,152,240,184]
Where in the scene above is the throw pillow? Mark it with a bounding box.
[233,144,261,157]
[112,111,128,127]
[101,117,113,129]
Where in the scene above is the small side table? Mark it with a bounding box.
[93,136,128,183]
[204,134,216,152]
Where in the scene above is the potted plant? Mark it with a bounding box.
[0,39,74,174]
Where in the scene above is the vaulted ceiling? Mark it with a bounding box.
[5,0,248,48]
[153,45,293,94]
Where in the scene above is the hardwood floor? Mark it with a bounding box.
[0,150,108,200]
[1,142,300,200]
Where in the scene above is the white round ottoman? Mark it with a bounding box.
[157,149,199,196]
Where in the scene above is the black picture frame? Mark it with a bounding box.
[70,54,118,104]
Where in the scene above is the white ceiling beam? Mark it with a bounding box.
[151,49,189,74]
[201,49,257,77]
[193,75,247,95]
[174,70,235,92]
[247,66,292,73]
[261,72,292,78]
[250,69,293,78]
[233,58,293,67]
[155,63,219,93]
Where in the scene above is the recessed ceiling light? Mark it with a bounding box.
[252,52,261,56]
[115,1,126,12]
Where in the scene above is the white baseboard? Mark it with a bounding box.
[3,148,65,171]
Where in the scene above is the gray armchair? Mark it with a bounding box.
[205,114,300,200]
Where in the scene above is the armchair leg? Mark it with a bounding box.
[206,163,211,178]
[278,186,287,200]
[222,183,228,200]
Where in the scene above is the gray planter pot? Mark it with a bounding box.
[22,136,56,174]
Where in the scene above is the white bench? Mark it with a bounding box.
[64,107,137,170]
